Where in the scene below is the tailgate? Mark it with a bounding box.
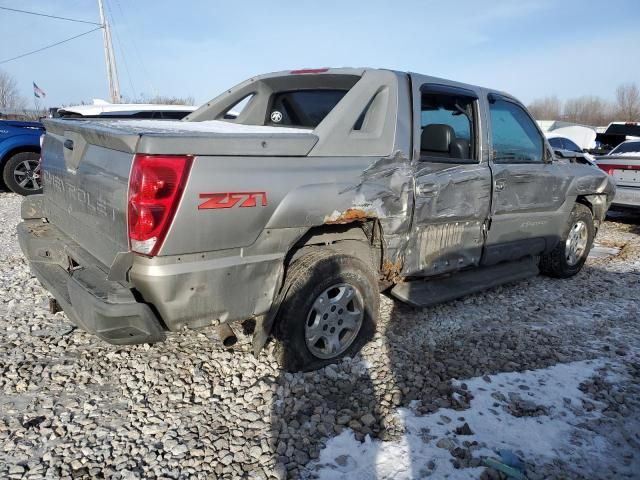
[41,120,136,268]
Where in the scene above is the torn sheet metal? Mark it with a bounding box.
[332,150,415,272]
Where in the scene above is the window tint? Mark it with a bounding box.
[161,111,191,120]
[489,99,543,163]
[268,89,347,128]
[420,93,476,162]
[548,137,563,149]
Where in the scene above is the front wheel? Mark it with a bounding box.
[3,152,42,195]
[273,249,379,372]
[540,203,594,278]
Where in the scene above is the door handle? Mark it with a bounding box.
[494,179,506,191]
[416,183,439,197]
[64,139,74,150]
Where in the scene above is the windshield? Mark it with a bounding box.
[610,140,640,155]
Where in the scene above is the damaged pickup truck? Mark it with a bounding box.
[18,68,615,371]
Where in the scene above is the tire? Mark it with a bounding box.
[273,248,379,372]
[2,152,42,196]
[540,203,594,278]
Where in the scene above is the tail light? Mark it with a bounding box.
[290,68,329,74]
[128,154,193,256]
[598,163,640,176]
[598,164,616,176]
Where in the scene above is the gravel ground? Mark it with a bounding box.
[1,189,639,479]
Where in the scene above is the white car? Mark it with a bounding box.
[596,140,640,209]
[546,133,598,166]
[53,101,197,120]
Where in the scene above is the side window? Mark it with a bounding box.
[563,138,582,152]
[161,111,192,120]
[548,137,563,149]
[223,93,255,120]
[489,99,544,163]
[420,92,476,162]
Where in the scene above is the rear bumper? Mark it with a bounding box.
[611,186,640,208]
[18,220,165,345]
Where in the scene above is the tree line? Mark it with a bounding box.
[527,83,640,126]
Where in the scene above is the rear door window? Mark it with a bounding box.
[420,92,477,162]
[267,89,348,128]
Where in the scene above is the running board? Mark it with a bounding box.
[390,257,539,307]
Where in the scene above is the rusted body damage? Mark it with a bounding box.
[324,208,377,224]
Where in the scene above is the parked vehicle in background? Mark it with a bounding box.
[596,139,640,209]
[52,101,197,119]
[19,68,615,371]
[0,120,44,195]
[593,122,640,155]
[546,134,597,166]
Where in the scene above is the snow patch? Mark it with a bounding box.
[307,359,617,479]
[104,119,309,135]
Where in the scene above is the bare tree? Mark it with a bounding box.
[562,96,614,126]
[126,94,195,105]
[615,83,640,121]
[528,96,562,120]
[0,70,26,111]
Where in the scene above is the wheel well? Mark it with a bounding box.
[575,196,593,215]
[1,145,41,165]
[287,221,383,275]
[0,146,41,188]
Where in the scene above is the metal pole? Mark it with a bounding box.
[97,0,120,103]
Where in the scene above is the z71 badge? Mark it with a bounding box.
[198,192,267,209]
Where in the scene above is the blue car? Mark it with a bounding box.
[0,119,45,195]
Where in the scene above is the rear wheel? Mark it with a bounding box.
[273,249,379,372]
[3,152,42,195]
[540,203,594,278]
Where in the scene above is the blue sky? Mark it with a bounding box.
[1,0,639,107]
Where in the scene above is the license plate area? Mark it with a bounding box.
[614,169,640,185]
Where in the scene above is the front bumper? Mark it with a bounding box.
[18,220,165,345]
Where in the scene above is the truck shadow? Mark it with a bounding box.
[606,209,640,234]
[267,251,637,478]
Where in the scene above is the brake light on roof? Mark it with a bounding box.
[128,154,193,256]
[290,68,329,74]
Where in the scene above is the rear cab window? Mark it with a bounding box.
[267,90,348,128]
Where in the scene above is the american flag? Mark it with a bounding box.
[33,82,46,99]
